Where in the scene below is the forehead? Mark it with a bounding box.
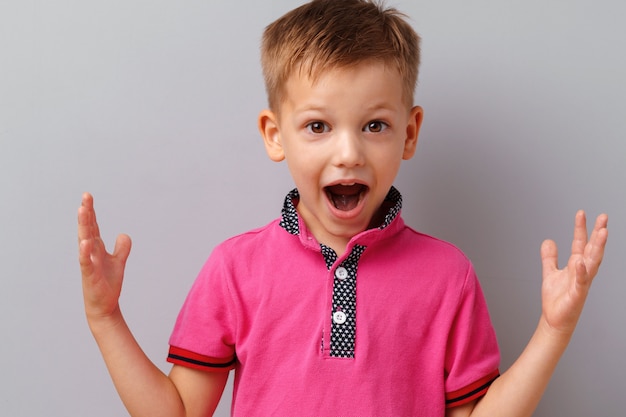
[280,62,407,111]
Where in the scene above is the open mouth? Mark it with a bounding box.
[325,184,368,211]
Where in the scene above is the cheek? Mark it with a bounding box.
[372,144,404,168]
[373,157,403,185]
[285,155,316,185]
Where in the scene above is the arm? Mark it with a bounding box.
[78,193,228,417]
[446,210,608,417]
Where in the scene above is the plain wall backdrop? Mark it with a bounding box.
[1,0,624,415]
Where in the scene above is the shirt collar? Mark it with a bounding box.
[279,186,403,237]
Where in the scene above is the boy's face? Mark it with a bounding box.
[259,63,422,253]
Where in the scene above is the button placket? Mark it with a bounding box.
[324,244,366,358]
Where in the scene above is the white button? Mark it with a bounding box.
[333,311,347,324]
[335,267,348,280]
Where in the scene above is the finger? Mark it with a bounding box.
[77,206,91,244]
[540,239,559,276]
[78,193,107,259]
[78,193,95,243]
[587,214,609,249]
[113,234,132,266]
[78,238,95,277]
[78,193,110,270]
[570,210,588,257]
[583,214,609,277]
[574,257,592,289]
[81,192,101,240]
[594,213,608,230]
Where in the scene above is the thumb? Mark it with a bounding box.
[540,239,559,276]
[112,233,132,266]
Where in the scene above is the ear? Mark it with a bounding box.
[402,105,423,160]
[258,109,285,162]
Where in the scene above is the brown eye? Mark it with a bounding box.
[365,121,387,133]
[307,121,328,134]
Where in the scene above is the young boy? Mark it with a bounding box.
[77,1,608,416]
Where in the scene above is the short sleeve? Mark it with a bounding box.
[444,263,500,408]
[167,246,237,372]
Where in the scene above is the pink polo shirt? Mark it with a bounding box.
[168,188,500,416]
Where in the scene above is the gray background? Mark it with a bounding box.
[1,0,624,415]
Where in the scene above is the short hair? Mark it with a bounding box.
[261,0,421,111]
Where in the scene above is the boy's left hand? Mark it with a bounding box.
[540,210,608,336]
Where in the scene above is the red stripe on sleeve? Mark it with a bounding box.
[167,346,236,372]
[445,369,500,408]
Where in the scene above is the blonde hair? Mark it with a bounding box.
[261,0,421,111]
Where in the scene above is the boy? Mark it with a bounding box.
[78,0,608,416]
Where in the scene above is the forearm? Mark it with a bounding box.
[88,308,185,417]
[469,316,572,417]
[465,212,608,417]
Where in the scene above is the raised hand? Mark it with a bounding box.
[540,210,608,336]
[78,193,132,321]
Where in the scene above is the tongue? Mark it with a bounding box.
[327,184,364,211]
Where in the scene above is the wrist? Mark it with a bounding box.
[86,306,125,335]
[536,314,575,349]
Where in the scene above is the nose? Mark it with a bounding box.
[333,130,365,168]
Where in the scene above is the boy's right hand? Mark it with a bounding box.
[77,194,228,417]
[78,193,132,322]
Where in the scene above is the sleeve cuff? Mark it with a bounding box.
[167,345,236,372]
[445,369,500,408]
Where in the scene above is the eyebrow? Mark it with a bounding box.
[364,102,399,112]
[292,101,399,114]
